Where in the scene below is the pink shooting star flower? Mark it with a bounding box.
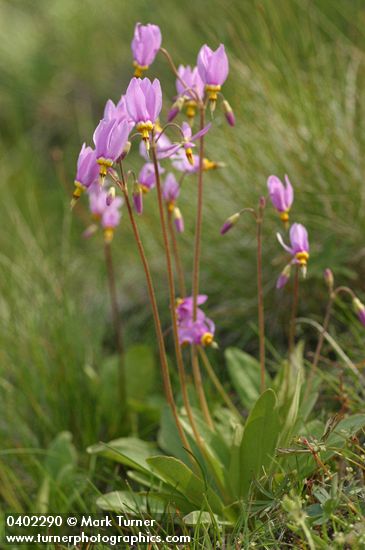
[103,95,130,122]
[88,184,123,242]
[176,295,208,321]
[197,44,229,110]
[277,223,310,276]
[137,162,164,192]
[168,65,204,121]
[172,150,223,174]
[71,144,99,207]
[176,295,215,347]
[162,173,180,211]
[125,77,162,150]
[267,175,294,225]
[93,118,131,178]
[139,124,172,161]
[159,121,211,165]
[101,197,123,243]
[131,23,162,77]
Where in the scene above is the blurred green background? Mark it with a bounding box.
[1,0,365,511]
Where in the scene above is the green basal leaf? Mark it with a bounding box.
[238,389,280,498]
[183,510,229,526]
[225,347,269,410]
[146,455,224,515]
[96,490,165,515]
[87,437,159,474]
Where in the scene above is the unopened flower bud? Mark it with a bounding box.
[324,268,334,291]
[173,207,184,233]
[106,186,116,206]
[353,297,365,326]
[119,140,131,161]
[276,264,291,289]
[82,224,98,239]
[133,184,143,215]
[220,212,240,235]
[222,99,235,127]
[168,96,185,122]
[259,196,266,209]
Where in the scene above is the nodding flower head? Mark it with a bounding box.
[172,150,223,174]
[88,184,123,243]
[162,173,180,211]
[353,297,365,327]
[137,161,164,193]
[71,144,99,207]
[131,22,162,77]
[267,175,294,224]
[125,77,162,149]
[93,118,131,177]
[277,223,310,274]
[168,64,204,122]
[159,121,211,165]
[168,65,205,120]
[197,44,229,110]
[139,125,171,160]
[176,295,216,347]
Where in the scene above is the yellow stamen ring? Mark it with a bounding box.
[201,332,214,347]
[136,121,154,141]
[103,227,114,243]
[202,158,217,171]
[295,251,309,266]
[205,84,221,101]
[185,147,194,165]
[280,211,289,223]
[133,61,149,78]
[73,181,85,199]
[185,100,197,118]
[97,158,113,177]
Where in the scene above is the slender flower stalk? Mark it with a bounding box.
[289,265,300,352]
[256,197,266,392]
[150,139,215,453]
[167,209,186,297]
[103,240,128,418]
[190,105,214,425]
[115,163,192,457]
[191,349,214,429]
[198,347,241,421]
[305,282,359,399]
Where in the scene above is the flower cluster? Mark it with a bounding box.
[85,183,123,243]
[72,21,235,351]
[176,295,216,347]
[266,174,308,287]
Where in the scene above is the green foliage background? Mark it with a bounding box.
[1,0,365,514]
